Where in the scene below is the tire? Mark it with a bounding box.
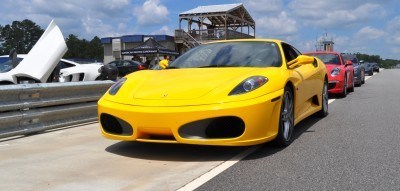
[361,70,365,84]
[274,86,294,147]
[316,79,329,118]
[340,74,347,98]
[369,71,373,76]
[349,74,355,92]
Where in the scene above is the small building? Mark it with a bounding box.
[175,3,255,53]
[101,35,175,64]
[316,33,334,52]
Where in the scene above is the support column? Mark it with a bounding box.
[200,17,204,41]
[188,18,192,32]
[223,15,227,40]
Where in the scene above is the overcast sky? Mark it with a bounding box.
[0,0,399,59]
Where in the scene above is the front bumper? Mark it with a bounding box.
[98,90,283,146]
[328,78,345,94]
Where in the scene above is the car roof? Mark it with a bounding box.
[205,38,286,45]
[303,51,341,55]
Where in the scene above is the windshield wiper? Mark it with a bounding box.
[165,66,180,69]
[197,65,239,68]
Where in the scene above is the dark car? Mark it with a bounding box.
[371,62,380,73]
[107,60,146,77]
[362,61,374,76]
[342,54,365,86]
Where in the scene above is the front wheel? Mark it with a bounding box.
[349,75,355,92]
[316,80,329,118]
[361,70,365,84]
[340,75,347,98]
[274,86,294,147]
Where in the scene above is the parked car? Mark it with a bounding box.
[342,54,365,86]
[0,55,114,82]
[305,51,355,97]
[98,39,329,146]
[362,61,374,76]
[371,62,380,73]
[0,20,67,84]
[107,60,146,77]
[58,59,103,82]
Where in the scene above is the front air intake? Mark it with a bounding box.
[100,113,133,136]
[179,116,245,139]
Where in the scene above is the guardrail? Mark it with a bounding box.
[0,81,114,139]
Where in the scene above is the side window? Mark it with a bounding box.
[122,61,131,67]
[108,61,117,67]
[281,43,300,63]
[58,61,75,69]
[116,61,123,67]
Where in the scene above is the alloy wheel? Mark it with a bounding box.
[281,90,294,141]
[322,82,328,113]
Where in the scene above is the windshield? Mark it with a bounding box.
[306,53,341,65]
[169,42,282,68]
[0,57,13,73]
[0,57,25,73]
[342,55,358,64]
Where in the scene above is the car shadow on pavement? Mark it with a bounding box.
[106,115,323,162]
[244,115,323,160]
[105,141,250,162]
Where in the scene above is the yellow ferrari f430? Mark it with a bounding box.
[98,39,328,146]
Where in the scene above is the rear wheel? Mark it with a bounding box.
[316,79,329,118]
[340,75,347,98]
[274,86,294,147]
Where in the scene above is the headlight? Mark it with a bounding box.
[229,76,268,96]
[109,78,126,95]
[331,67,341,76]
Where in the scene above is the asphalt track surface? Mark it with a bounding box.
[197,69,400,190]
[0,69,398,191]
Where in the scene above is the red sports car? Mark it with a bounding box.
[304,52,354,97]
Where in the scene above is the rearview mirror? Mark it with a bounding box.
[287,55,315,69]
[346,60,353,66]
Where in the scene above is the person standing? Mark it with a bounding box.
[159,55,170,69]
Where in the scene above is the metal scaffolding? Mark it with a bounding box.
[175,3,255,51]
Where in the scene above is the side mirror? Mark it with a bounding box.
[346,60,353,66]
[287,55,315,69]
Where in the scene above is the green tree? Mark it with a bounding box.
[64,34,85,58]
[64,35,103,61]
[87,36,103,61]
[0,19,44,55]
[356,53,399,69]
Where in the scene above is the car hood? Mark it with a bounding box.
[105,67,284,106]
[325,64,342,72]
[129,68,259,100]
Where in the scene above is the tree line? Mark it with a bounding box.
[0,19,103,61]
[356,53,399,69]
[1,19,399,68]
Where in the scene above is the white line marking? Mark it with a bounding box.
[177,145,261,191]
[0,144,9,147]
[176,71,382,191]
